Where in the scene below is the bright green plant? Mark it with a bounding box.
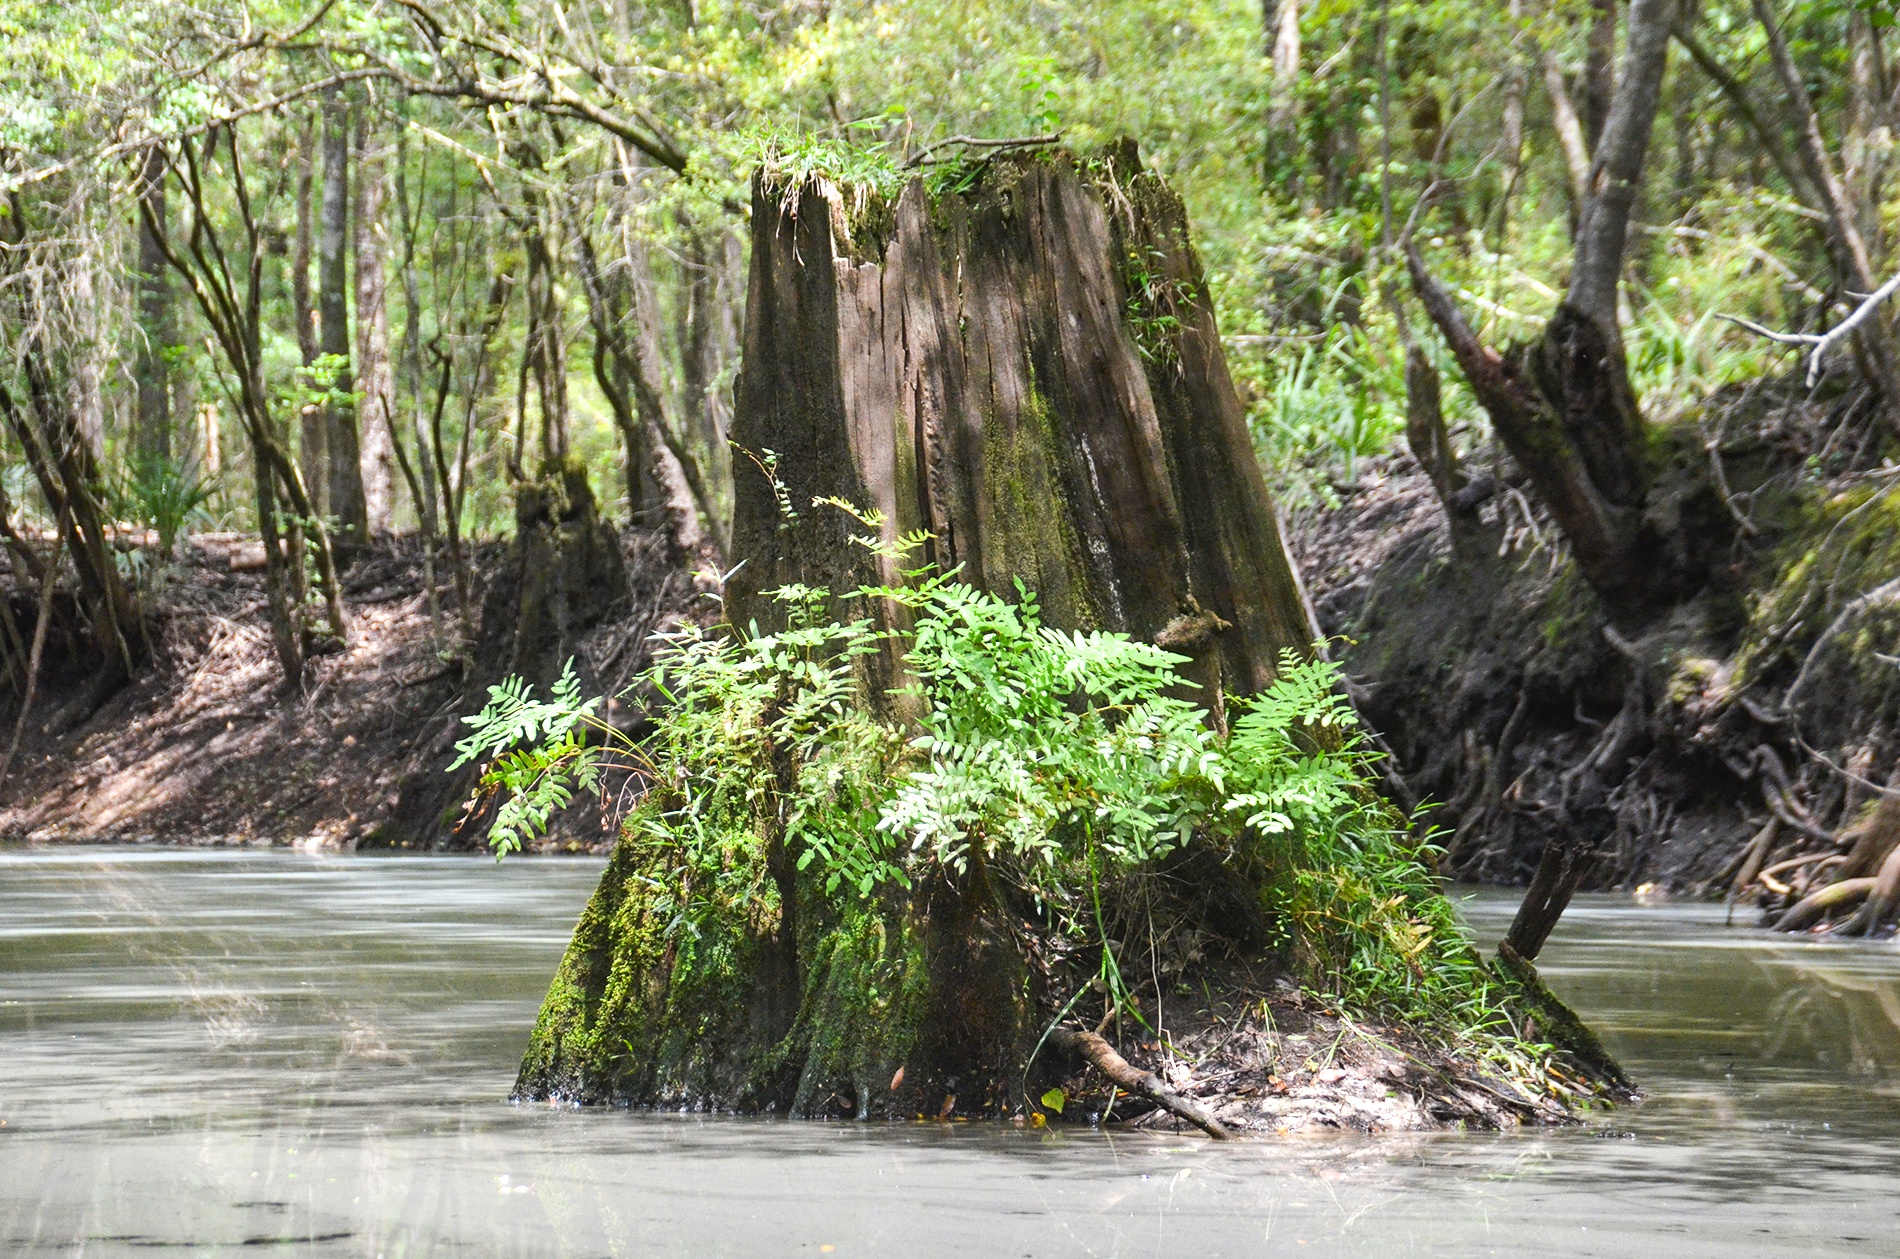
[455,561,1504,1030]
[451,663,611,859]
[109,455,215,555]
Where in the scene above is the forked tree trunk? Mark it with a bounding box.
[516,145,1323,1114]
[1413,0,1683,622]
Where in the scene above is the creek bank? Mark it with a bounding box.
[1291,375,1900,933]
[0,521,699,849]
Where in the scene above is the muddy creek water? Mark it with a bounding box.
[3,848,1898,1257]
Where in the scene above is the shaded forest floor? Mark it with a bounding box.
[0,530,699,850]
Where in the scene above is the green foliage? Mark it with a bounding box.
[733,121,909,204]
[1249,326,1408,493]
[450,662,606,859]
[462,570,1503,1030]
[108,455,215,555]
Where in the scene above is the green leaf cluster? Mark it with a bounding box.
[461,569,1500,1028]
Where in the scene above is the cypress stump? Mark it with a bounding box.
[513,147,1430,1120]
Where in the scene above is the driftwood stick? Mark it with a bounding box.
[1047,1027,1234,1140]
[1730,816,1781,898]
[1757,851,1843,883]
[1838,843,1900,937]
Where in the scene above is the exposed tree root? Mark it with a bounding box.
[1774,877,1876,932]
[1292,374,1900,940]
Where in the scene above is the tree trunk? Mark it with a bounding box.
[570,214,671,540]
[319,86,369,553]
[522,207,569,470]
[1752,0,1900,419]
[1414,0,1683,620]
[518,145,1323,1113]
[1541,49,1594,215]
[727,144,1313,700]
[353,113,397,534]
[133,146,173,465]
[1409,0,1683,968]
[392,132,440,542]
[1583,0,1618,154]
[1266,0,1303,186]
[292,116,326,516]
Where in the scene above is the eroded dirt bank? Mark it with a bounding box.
[0,527,699,849]
[1291,377,1900,924]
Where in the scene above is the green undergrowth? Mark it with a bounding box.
[1733,474,1900,698]
[472,527,1560,1110]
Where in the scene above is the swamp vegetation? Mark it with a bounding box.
[1,0,1899,1139]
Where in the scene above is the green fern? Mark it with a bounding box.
[457,575,1503,1030]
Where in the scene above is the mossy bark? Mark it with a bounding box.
[514,147,1403,1118]
[724,142,1314,698]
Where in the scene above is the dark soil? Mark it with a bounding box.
[1291,376,1900,919]
[0,528,701,850]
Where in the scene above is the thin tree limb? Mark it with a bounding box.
[1721,271,1900,385]
[1047,1027,1233,1139]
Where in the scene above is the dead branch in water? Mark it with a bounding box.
[1047,1027,1234,1140]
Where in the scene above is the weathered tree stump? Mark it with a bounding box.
[511,147,1579,1124]
[725,140,1313,708]
[388,462,630,847]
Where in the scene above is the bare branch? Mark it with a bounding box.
[1720,270,1900,385]
[904,132,1064,169]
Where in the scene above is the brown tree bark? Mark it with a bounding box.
[319,86,369,553]
[728,144,1316,702]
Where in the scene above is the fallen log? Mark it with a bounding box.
[1047,1026,1233,1140]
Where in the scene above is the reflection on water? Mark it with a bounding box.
[3,850,1899,1257]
